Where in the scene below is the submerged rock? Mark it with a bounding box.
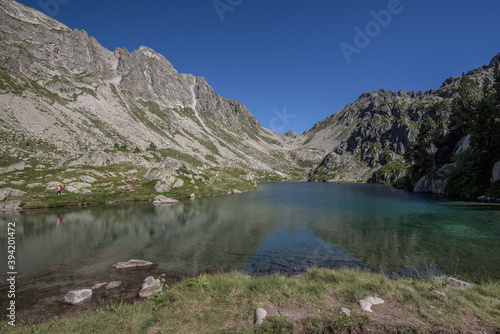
[64,289,92,305]
[113,259,154,269]
[138,276,162,298]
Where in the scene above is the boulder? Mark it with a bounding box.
[78,175,97,184]
[106,281,123,293]
[138,276,162,298]
[233,189,242,194]
[10,180,24,186]
[254,308,267,327]
[63,289,92,305]
[67,182,91,191]
[153,195,179,205]
[0,187,26,197]
[113,259,154,269]
[46,182,61,190]
[26,182,43,189]
[445,277,472,289]
[172,179,184,188]
[240,174,254,181]
[36,164,46,169]
[492,162,500,183]
[359,296,384,313]
[154,182,171,193]
[431,290,447,300]
[0,192,6,202]
[0,200,21,211]
[91,282,108,291]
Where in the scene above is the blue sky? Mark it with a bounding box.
[17,0,500,134]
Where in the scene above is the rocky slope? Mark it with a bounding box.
[305,54,499,182]
[0,0,299,179]
[1,0,499,188]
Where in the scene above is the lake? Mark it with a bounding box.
[1,183,500,321]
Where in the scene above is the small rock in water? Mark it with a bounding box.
[106,281,122,290]
[431,290,447,300]
[254,308,267,327]
[359,296,384,313]
[445,277,472,289]
[64,289,92,305]
[339,307,351,316]
[138,276,162,298]
[113,259,154,269]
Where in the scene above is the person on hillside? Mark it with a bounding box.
[56,184,63,196]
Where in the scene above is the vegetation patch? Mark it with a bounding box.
[2,268,499,333]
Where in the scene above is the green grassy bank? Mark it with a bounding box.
[0,163,257,210]
[3,268,499,333]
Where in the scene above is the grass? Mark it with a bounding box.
[2,268,499,333]
[1,161,256,210]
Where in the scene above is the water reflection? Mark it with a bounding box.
[1,183,499,282]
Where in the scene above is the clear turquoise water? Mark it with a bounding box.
[1,183,499,282]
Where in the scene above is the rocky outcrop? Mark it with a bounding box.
[413,164,453,195]
[0,0,292,178]
[492,162,500,183]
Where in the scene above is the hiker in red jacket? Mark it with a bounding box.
[56,184,63,196]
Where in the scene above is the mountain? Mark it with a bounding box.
[0,0,498,190]
[305,55,499,183]
[0,0,303,179]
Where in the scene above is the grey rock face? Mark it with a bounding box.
[492,162,500,183]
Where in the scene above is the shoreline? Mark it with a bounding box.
[2,267,499,333]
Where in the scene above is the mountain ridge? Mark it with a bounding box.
[1,0,499,189]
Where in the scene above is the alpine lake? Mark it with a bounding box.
[1,183,500,323]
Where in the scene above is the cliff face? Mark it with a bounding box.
[0,0,293,177]
[305,56,498,182]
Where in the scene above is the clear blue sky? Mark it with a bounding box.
[17,0,500,134]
